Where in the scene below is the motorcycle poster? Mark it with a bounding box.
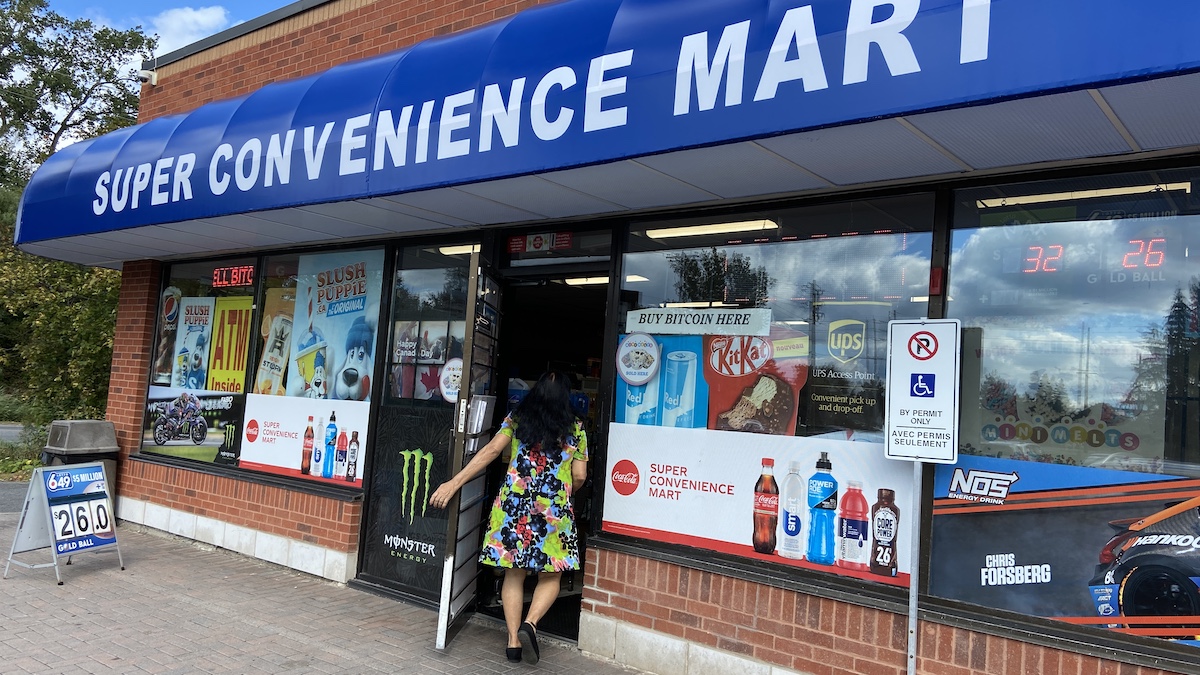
[140,385,244,464]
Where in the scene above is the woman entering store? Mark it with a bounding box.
[429,371,588,664]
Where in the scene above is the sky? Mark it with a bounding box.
[49,0,298,56]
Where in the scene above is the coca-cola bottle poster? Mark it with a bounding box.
[602,425,915,588]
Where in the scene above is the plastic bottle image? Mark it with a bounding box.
[323,411,337,478]
[345,431,359,482]
[778,461,804,559]
[870,488,900,577]
[836,481,870,571]
[311,416,324,476]
[334,428,349,479]
[805,452,837,565]
[752,458,779,555]
[301,415,314,475]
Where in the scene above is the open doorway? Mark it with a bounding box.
[474,271,609,641]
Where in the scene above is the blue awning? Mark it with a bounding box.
[17,0,1200,267]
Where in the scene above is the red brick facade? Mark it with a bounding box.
[109,0,1195,672]
[584,548,1186,675]
[138,0,553,124]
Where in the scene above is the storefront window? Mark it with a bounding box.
[603,195,933,588]
[935,170,1200,649]
[239,248,385,483]
[144,257,257,464]
[143,248,386,486]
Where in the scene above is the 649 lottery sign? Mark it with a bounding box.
[4,461,124,584]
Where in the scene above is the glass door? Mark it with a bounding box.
[435,252,503,649]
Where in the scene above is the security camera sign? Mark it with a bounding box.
[885,320,961,463]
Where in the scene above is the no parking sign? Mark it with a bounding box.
[885,320,962,464]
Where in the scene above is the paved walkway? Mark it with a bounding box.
[0,508,644,674]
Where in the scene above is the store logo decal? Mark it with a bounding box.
[708,336,771,377]
[399,449,433,524]
[611,459,640,496]
[827,320,865,364]
[947,468,1019,504]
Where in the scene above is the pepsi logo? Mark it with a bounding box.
[611,459,640,496]
[163,295,179,322]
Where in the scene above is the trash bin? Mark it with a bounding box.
[40,420,120,497]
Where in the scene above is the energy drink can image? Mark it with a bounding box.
[625,377,659,425]
[661,351,697,427]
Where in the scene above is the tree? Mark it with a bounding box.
[667,247,774,306]
[1,0,155,173]
[0,0,155,422]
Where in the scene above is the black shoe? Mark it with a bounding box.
[518,622,540,664]
[505,646,522,663]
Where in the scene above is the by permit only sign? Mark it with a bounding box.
[885,319,961,463]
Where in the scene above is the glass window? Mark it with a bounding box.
[240,248,385,484]
[934,169,1200,649]
[144,257,257,464]
[386,245,471,403]
[604,195,934,589]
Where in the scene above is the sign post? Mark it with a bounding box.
[4,461,123,584]
[885,319,961,675]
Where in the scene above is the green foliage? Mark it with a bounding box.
[0,1,154,426]
[1,0,156,173]
[0,422,45,475]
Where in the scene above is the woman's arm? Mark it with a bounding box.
[428,430,509,509]
[571,457,588,492]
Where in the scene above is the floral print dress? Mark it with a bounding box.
[479,416,587,572]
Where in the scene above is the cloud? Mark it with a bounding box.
[147,6,233,56]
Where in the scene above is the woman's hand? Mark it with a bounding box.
[429,482,457,510]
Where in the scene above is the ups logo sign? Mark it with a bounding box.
[827,320,865,364]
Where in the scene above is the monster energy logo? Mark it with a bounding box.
[399,449,433,524]
[224,423,237,448]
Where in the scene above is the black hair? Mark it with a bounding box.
[512,371,576,451]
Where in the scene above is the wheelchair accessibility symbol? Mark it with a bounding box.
[911,374,935,398]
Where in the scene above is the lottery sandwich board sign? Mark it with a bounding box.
[885,319,962,464]
[5,461,123,584]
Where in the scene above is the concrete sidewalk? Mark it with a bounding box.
[0,511,644,674]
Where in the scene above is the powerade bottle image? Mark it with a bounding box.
[779,461,804,559]
[323,411,337,479]
[836,481,870,571]
[805,452,837,565]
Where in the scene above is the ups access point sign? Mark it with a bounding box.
[885,319,961,463]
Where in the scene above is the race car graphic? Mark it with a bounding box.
[1088,495,1200,639]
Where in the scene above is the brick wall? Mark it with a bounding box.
[107,261,360,552]
[582,548,1188,675]
[139,0,555,123]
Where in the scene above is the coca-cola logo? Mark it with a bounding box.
[611,459,640,496]
[708,336,772,377]
[245,419,259,443]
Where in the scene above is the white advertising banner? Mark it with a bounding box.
[240,393,371,484]
[603,423,914,586]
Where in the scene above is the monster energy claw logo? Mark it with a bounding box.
[399,449,434,524]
